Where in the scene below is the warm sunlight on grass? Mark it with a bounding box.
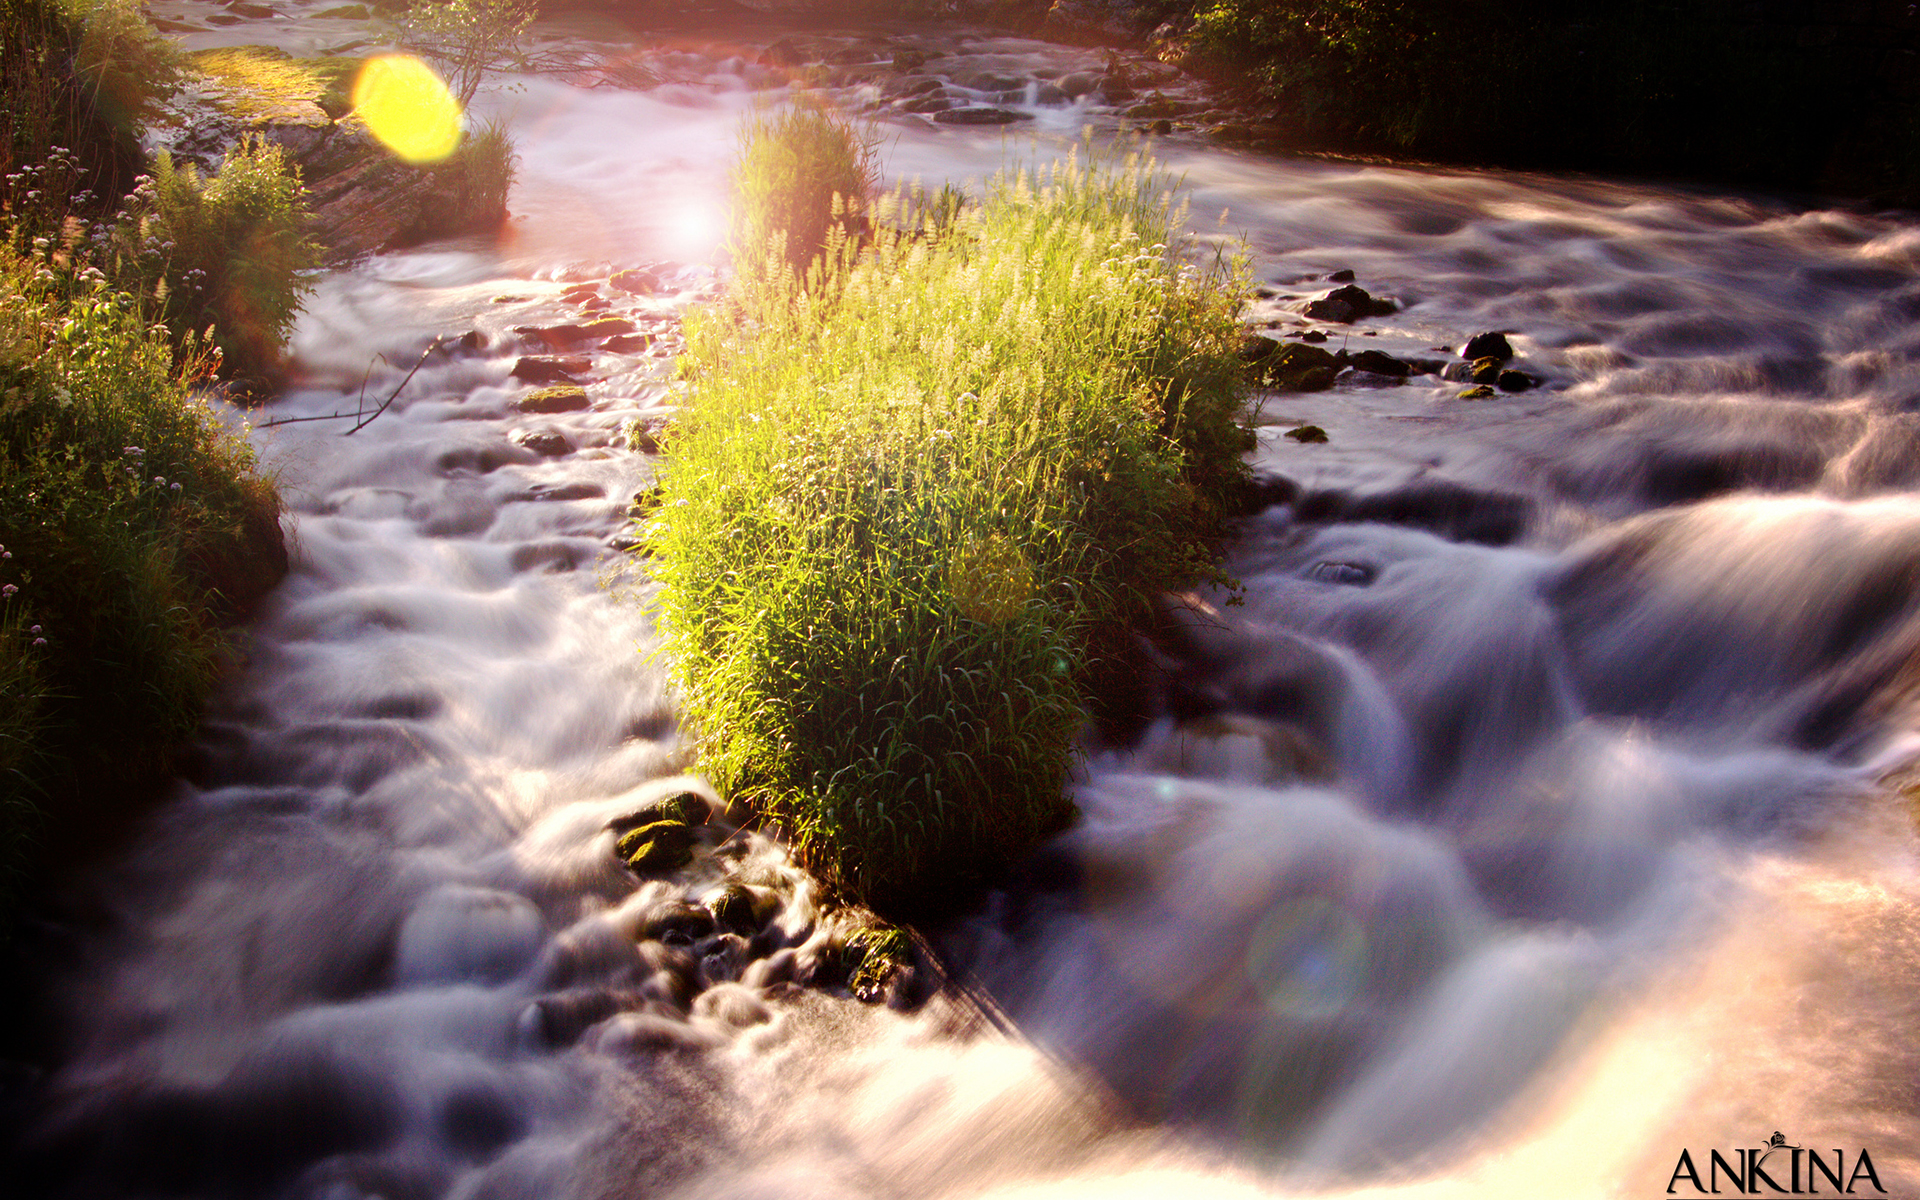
[351,53,462,164]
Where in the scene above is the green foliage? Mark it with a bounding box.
[645,138,1250,913]
[396,0,536,107]
[0,255,280,899]
[727,99,878,286]
[144,140,321,385]
[63,0,184,128]
[424,118,514,235]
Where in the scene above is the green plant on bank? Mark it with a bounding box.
[645,123,1251,914]
[424,118,515,234]
[395,0,536,107]
[140,140,321,386]
[0,253,280,900]
[727,99,879,285]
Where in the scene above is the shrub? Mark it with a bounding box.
[645,133,1250,915]
[727,99,878,286]
[422,118,514,236]
[146,139,321,387]
[0,256,282,899]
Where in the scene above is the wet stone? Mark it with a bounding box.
[1347,348,1411,377]
[580,317,637,338]
[517,384,590,414]
[617,820,694,874]
[1307,561,1376,586]
[511,356,589,385]
[934,107,1032,125]
[609,268,661,296]
[1306,283,1396,323]
[511,427,572,456]
[1264,342,1340,392]
[1497,369,1534,392]
[1458,384,1497,399]
[1470,356,1504,384]
[1286,425,1329,443]
[901,94,952,114]
[600,333,654,354]
[1464,330,1514,360]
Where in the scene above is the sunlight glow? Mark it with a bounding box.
[352,54,463,165]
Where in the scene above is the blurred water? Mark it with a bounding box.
[14,14,1920,1200]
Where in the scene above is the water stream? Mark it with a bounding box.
[13,8,1920,1198]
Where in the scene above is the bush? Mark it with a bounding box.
[422,118,514,236]
[145,139,321,387]
[727,99,878,286]
[645,130,1250,914]
[0,256,282,898]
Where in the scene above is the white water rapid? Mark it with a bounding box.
[12,8,1920,1199]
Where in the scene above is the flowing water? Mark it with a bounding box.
[14,8,1920,1198]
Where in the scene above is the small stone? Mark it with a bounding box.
[1147,118,1172,135]
[1326,268,1356,282]
[1343,369,1404,388]
[1285,425,1329,443]
[600,333,654,354]
[515,323,592,352]
[1470,356,1503,384]
[1463,331,1513,361]
[450,329,487,355]
[1299,330,1328,343]
[933,107,1032,126]
[517,384,590,413]
[312,3,369,15]
[1497,369,1534,393]
[511,356,589,384]
[1458,385,1497,400]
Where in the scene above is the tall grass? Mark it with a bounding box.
[727,99,878,285]
[646,132,1250,913]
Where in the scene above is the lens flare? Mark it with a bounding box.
[351,54,462,165]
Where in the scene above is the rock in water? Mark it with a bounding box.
[511,357,589,385]
[616,820,694,874]
[933,107,1032,125]
[1286,425,1329,443]
[1463,330,1513,360]
[517,385,590,414]
[1305,283,1396,323]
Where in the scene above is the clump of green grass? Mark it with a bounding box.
[727,98,878,286]
[645,127,1250,914]
[143,139,321,388]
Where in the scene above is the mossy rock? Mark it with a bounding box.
[1285,424,1329,442]
[1470,356,1503,384]
[1458,384,1496,400]
[616,819,694,873]
[518,384,590,414]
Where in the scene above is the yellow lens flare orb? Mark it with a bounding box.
[351,54,463,165]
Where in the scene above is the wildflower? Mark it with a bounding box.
[28,625,39,634]
[31,638,46,647]
[2,584,16,597]
[153,476,165,485]
[169,482,181,492]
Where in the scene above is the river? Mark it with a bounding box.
[11,6,1920,1198]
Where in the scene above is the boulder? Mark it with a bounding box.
[1469,356,1503,384]
[1457,385,1496,400]
[1497,369,1534,393]
[1285,425,1329,443]
[617,820,694,874]
[512,427,572,456]
[601,333,655,354]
